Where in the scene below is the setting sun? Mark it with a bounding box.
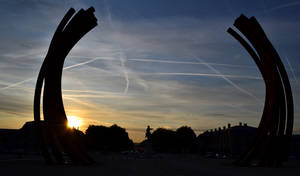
[67,116,81,129]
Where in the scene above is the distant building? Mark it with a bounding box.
[197,123,300,159]
[290,135,300,159]
[19,121,42,153]
[197,123,256,158]
[0,129,21,153]
[0,121,42,154]
[1,121,300,159]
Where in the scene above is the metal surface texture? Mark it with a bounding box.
[227,14,294,167]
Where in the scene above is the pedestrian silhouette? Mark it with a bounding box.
[145,125,153,140]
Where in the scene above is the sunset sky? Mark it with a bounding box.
[0,0,300,142]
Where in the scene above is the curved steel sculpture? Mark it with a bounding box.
[34,7,97,165]
[227,15,294,167]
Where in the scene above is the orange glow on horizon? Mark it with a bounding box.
[67,116,81,129]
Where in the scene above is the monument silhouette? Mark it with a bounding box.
[145,125,153,140]
[33,7,97,165]
[31,6,294,168]
[228,14,294,167]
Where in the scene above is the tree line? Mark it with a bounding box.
[142,126,197,153]
[68,124,134,152]
[68,124,197,153]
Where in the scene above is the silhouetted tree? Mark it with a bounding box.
[85,124,133,152]
[151,128,177,152]
[176,126,197,153]
[109,124,134,151]
[150,126,197,153]
[85,125,109,151]
[66,128,86,146]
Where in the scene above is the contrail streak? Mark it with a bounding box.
[267,1,300,12]
[69,55,117,61]
[285,57,300,110]
[0,57,99,91]
[63,89,123,95]
[62,89,128,98]
[63,58,98,70]
[128,58,256,69]
[0,80,15,86]
[0,78,34,91]
[142,72,262,80]
[129,58,300,75]
[64,96,100,110]
[285,56,299,86]
[63,94,126,99]
[120,52,129,94]
[194,57,263,103]
[104,1,130,94]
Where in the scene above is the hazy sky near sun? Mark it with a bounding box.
[0,0,300,142]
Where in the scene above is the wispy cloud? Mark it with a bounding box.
[128,58,257,69]
[267,1,300,12]
[286,57,299,86]
[0,57,101,90]
[139,72,262,80]
[63,58,99,70]
[119,52,129,94]
[103,1,130,94]
[193,57,263,103]
[0,78,34,91]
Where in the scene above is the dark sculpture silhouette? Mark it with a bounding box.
[33,7,97,165]
[227,15,294,167]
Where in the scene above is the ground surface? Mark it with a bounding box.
[0,153,299,176]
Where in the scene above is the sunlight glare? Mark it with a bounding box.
[67,116,81,129]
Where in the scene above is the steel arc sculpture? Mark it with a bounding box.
[227,15,294,167]
[34,7,97,165]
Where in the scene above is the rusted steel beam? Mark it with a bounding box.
[227,14,293,167]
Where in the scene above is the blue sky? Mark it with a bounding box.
[0,0,300,142]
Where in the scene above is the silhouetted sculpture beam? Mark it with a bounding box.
[227,14,293,167]
[34,7,97,165]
